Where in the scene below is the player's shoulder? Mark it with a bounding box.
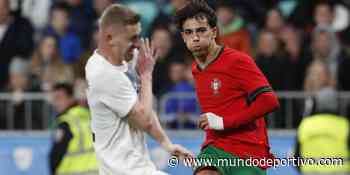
[85,52,105,77]
[221,47,255,66]
[86,53,126,81]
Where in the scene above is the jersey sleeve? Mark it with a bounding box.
[97,72,137,118]
[230,53,273,105]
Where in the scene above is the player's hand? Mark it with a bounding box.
[137,38,158,77]
[166,143,194,160]
[198,113,224,130]
[198,114,209,130]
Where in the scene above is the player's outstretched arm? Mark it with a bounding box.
[199,91,279,130]
[148,111,194,159]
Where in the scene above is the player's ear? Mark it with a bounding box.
[180,30,186,41]
[212,27,218,40]
[103,27,112,45]
[107,33,113,45]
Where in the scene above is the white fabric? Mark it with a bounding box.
[21,0,51,30]
[0,24,8,42]
[85,50,168,175]
[205,112,224,130]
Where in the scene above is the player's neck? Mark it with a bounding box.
[97,46,123,66]
[195,43,221,69]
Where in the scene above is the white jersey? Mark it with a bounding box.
[85,50,168,175]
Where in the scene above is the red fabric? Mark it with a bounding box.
[218,29,252,56]
[192,47,280,169]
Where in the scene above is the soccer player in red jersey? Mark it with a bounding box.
[174,1,280,175]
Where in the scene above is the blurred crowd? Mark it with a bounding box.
[1,0,350,130]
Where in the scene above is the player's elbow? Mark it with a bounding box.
[137,116,153,131]
[129,104,153,131]
[137,107,154,130]
[135,105,146,117]
[256,92,280,114]
[264,92,280,112]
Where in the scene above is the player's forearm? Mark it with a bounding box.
[138,74,153,119]
[146,111,172,151]
[224,92,280,129]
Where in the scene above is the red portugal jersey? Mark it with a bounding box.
[192,47,274,167]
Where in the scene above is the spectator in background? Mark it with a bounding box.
[30,35,74,92]
[303,60,334,117]
[311,26,340,84]
[289,1,336,34]
[297,26,350,93]
[305,1,336,43]
[21,0,52,31]
[263,9,309,90]
[255,30,292,90]
[49,83,98,175]
[228,0,276,26]
[1,58,42,129]
[123,0,158,36]
[170,0,188,11]
[280,25,306,90]
[313,1,335,29]
[151,26,184,97]
[44,2,82,64]
[93,0,114,17]
[264,8,285,40]
[151,0,189,53]
[295,88,350,174]
[63,0,94,49]
[73,24,99,80]
[216,0,252,55]
[255,30,293,128]
[311,26,350,90]
[0,0,34,90]
[164,62,197,129]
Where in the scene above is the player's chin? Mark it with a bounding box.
[125,52,133,62]
[192,50,205,58]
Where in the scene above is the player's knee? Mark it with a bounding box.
[195,167,221,175]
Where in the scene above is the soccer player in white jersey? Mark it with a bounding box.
[85,4,193,175]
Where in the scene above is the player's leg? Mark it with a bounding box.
[193,146,226,175]
[193,145,266,175]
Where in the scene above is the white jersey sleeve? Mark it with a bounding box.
[98,72,137,118]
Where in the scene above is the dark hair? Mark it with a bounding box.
[53,82,74,97]
[151,25,173,38]
[216,0,235,12]
[314,0,335,13]
[174,0,217,30]
[264,8,284,26]
[51,2,71,15]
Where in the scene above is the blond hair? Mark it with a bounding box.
[98,4,140,29]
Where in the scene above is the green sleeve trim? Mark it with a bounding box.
[246,86,273,106]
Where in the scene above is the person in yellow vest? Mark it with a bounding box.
[295,87,350,175]
[49,83,98,175]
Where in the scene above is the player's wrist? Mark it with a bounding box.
[205,112,224,130]
[160,139,173,152]
[140,73,152,81]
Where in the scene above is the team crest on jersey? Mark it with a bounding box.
[211,78,221,95]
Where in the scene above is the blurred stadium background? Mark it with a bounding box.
[1,0,350,174]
